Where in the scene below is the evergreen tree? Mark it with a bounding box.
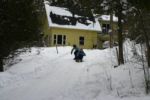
[47,0,99,19]
[100,0,128,65]
[126,0,150,93]
[127,0,150,68]
[0,0,42,71]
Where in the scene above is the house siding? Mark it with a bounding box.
[44,27,97,49]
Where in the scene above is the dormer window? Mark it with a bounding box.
[102,24,110,34]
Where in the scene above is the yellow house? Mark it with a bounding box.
[43,1,101,49]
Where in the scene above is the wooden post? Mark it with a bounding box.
[56,45,58,54]
[116,47,119,65]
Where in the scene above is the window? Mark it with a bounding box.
[53,34,66,45]
[63,35,66,45]
[57,35,62,45]
[102,24,110,33]
[79,36,84,45]
[54,35,56,45]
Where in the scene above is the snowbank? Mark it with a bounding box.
[0,46,149,100]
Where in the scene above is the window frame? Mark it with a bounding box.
[53,34,66,45]
[79,36,84,46]
[102,23,110,33]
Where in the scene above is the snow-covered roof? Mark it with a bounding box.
[98,15,118,22]
[44,2,101,32]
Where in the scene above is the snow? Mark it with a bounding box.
[99,15,118,22]
[0,45,150,100]
[44,2,102,32]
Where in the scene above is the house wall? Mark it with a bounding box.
[44,27,98,49]
[97,20,118,48]
[99,20,118,33]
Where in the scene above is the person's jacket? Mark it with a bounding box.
[77,50,86,57]
[71,47,79,54]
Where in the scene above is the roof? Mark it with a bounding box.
[44,1,101,32]
[98,15,118,22]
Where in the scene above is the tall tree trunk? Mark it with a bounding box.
[0,57,4,72]
[147,44,150,68]
[143,29,150,68]
[110,13,113,48]
[144,33,150,68]
[140,11,150,68]
[117,6,124,65]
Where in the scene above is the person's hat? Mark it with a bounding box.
[73,44,76,47]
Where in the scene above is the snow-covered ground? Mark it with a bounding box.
[0,46,150,100]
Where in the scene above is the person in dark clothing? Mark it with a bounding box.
[71,44,79,60]
[76,48,86,62]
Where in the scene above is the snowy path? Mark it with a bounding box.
[0,47,150,100]
[1,61,83,100]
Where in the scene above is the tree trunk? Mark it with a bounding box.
[117,8,124,65]
[140,11,150,68]
[110,13,113,48]
[144,34,150,68]
[138,10,150,93]
[147,44,150,68]
[0,57,4,72]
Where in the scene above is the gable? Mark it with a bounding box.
[98,15,118,22]
[44,1,101,32]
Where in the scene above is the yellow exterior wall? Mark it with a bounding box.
[42,17,52,46]
[44,27,98,49]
